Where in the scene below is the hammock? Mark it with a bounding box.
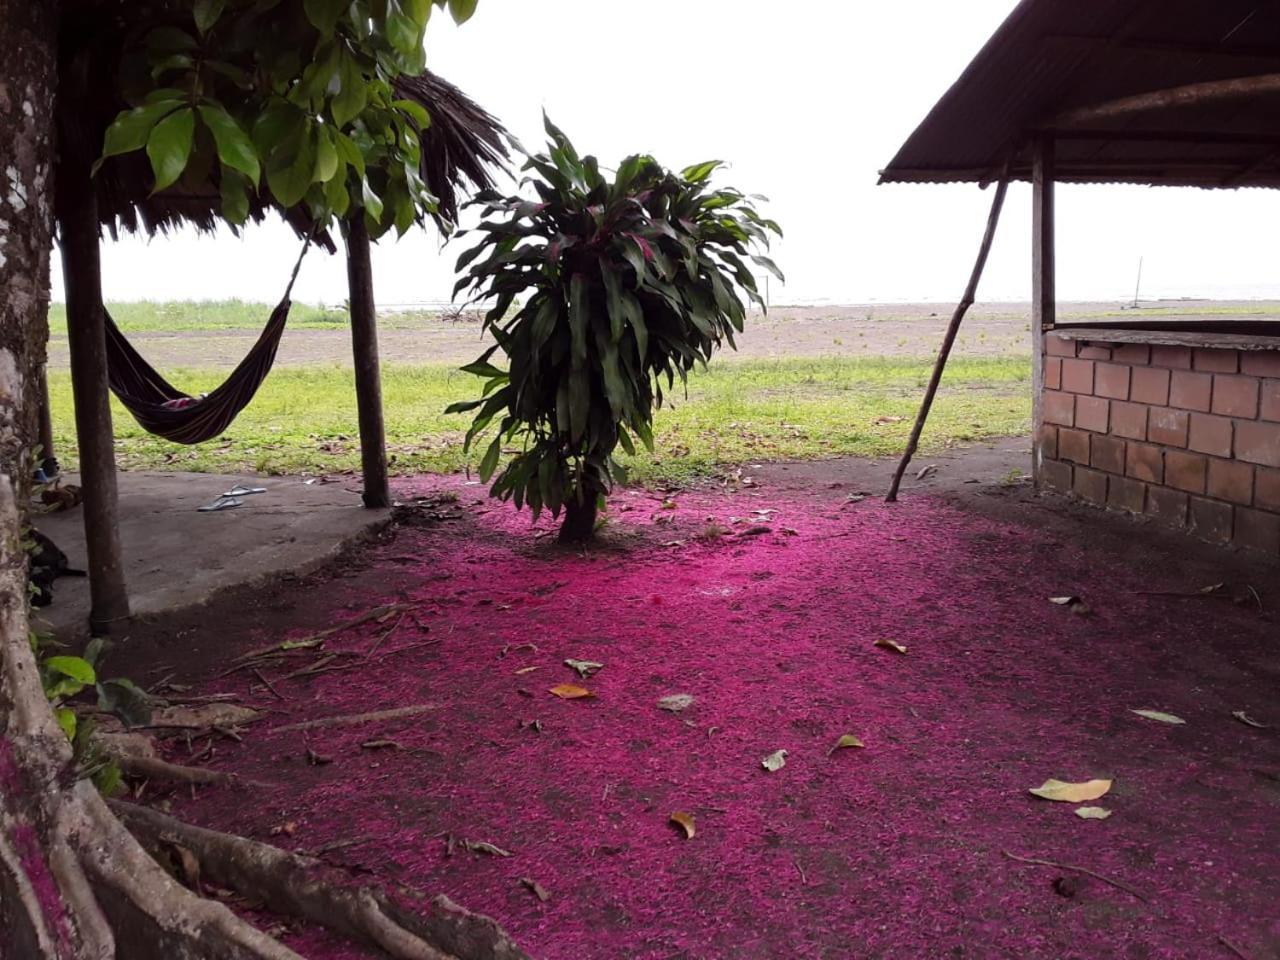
[105,243,309,445]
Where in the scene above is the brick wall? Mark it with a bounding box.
[1037,333,1280,556]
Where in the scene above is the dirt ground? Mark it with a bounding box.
[45,300,1280,370]
[97,443,1279,960]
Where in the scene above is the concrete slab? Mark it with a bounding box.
[32,472,390,639]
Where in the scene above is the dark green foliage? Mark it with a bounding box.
[449,117,782,540]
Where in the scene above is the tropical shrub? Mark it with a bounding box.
[449,117,781,542]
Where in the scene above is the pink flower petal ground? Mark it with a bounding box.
[151,479,1279,960]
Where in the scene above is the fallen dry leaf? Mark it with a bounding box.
[669,812,696,840]
[657,694,694,713]
[520,877,550,902]
[1131,709,1185,725]
[549,683,595,700]
[463,840,513,858]
[828,734,865,755]
[916,464,937,480]
[874,639,908,655]
[565,659,603,678]
[1029,778,1112,803]
[1233,710,1268,729]
[761,749,788,773]
[1048,595,1091,615]
[514,666,540,675]
[1075,806,1112,820]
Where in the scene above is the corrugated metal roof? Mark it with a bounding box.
[880,0,1280,189]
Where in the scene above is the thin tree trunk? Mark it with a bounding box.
[344,219,391,510]
[558,496,598,544]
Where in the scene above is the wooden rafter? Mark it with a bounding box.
[1053,73,1280,127]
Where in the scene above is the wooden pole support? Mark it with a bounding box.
[56,147,130,632]
[885,173,1011,502]
[1031,138,1056,486]
[344,218,390,510]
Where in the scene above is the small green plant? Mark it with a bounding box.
[448,117,781,542]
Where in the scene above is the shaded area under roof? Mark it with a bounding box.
[880,0,1280,189]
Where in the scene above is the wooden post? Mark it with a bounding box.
[35,364,57,477]
[1031,137,1057,487]
[885,173,1011,502]
[344,218,390,509]
[57,146,130,632]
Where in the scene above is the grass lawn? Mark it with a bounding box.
[47,356,1030,487]
[46,300,441,335]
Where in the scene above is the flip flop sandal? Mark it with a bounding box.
[223,484,267,497]
[198,495,243,512]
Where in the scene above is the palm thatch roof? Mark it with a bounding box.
[57,7,509,244]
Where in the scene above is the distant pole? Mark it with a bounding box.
[344,217,391,509]
[885,171,1011,502]
[1131,256,1144,308]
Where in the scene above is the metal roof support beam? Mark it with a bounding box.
[1031,138,1056,488]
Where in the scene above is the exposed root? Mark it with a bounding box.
[268,703,440,734]
[114,753,265,789]
[231,603,414,665]
[111,800,530,960]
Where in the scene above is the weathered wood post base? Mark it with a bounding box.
[344,218,391,509]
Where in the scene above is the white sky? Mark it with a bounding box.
[51,0,1280,307]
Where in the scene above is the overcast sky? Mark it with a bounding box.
[51,0,1280,307]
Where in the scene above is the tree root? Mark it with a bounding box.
[110,800,530,960]
[268,703,440,734]
[115,753,267,789]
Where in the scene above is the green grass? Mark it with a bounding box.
[47,356,1030,487]
[46,300,444,335]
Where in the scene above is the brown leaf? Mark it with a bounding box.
[874,639,908,655]
[549,683,595,700]
[657,694,694,713]
[520,877,551,902]
[669,812,696,839]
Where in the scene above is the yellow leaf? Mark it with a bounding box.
[829,734,865,755]
[1074,806,1112,820]
[874,639,907,655]
[549,683,594,700]
[761,749,788,772]
[1131,709,1185,725]
[669,812,696,839]
[1029,778,1112,803]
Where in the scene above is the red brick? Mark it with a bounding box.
[1256,467,1280,511]
[1193,348,1239,373]
[1147,407,1188,448]
[1169,371,1212,412]
[1165,450,1207,493]
[1091,435,1126,475]
[1131,366,1170,405]
[1211,375,1259,418]
[1043,390,1074,427]
[1234,508,1280,555]
[1073,466,1108,504]
[1188,497,1233,543]
[1040,458,1073,493]
[1037,424,1058,461]
[1187,414,1233,458]
[1045,335,1077,358]
[1058,428,1091,465]
[1126,443,1163,483]
[1061,358,1095,395]
[1075,396,1109,434]
[1111,401,1147,440]
[1151,345,1191,369]
[1236,420,1280,468]
[1261,379,1280,422]
[1146,486,1188,527]
[1094,363,1130,400]
[1107,475,1146,513]
[1044,356,1062,390]
[1113,344,1151,365]
[1241,351,1280,378]
[1079,345,1112,361]
[1207,458,1254,505]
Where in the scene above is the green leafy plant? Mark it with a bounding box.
[449,117,781,542]
[95,0,480,235]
